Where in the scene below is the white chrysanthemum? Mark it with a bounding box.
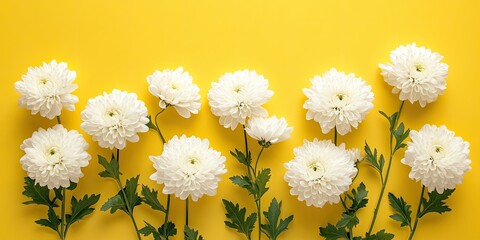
[401,124,471,193]
[147,67,201,118]
[379,43,448,107]
[245,116,293,147]
[81,89,149,150]
[150,135,227,201]
[208,70,274,130]
[15,60,78,119]
[303,68,374,136]
[339,143,362,163]
[20,124,91,189]
[284,139,357,208]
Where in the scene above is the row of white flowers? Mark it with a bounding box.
[15,42,471,239]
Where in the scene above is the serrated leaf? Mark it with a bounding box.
[125,176,142,211]
[101,194,125,213]
[146,115,158,131]
[66,194,100,229]
[98,154,121,179]
[388,193,412,228]
[223,199,256,239]
[319,223,348,240]
[139,221,161,240]
[364,142,381,173]
[67,182,78,191]
[393,123,410,152]
[349,182,368,211]
[336,213,358,229]
[141,185,166,213]
[22,177,56,207]
[379,111,398,132]
[255,168,271,199]
[261,198,294,240]
[230,175,255,196]
[365,229,395,240]
[184,225,204,240]
[419,189,454,218]
[159,221,177,239]
[230,149,251,166]
[35,208,60,232]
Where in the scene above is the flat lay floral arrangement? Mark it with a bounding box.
[15,43,471,240]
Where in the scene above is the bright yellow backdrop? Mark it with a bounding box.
[1,0,479,239]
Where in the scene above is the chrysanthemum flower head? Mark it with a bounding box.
[15,60,78,119]
[20,124,91,189]
[150,135,227,201]
[401,124,471,193]
[245,116,293,148]
[284,139,358,208]
[80,89,149,150]
[303,68,374,136]
[379,43,448,107]
[147,67,201,118]
[208,70,274,130]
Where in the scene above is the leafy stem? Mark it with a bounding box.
[60,187,66,240]
[408,185,425,240]
[368,101,405,235]
[116,177,142,240]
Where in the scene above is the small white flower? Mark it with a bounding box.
[245,116,293,147]
[303,68,374,135]
[15,60,78,119]
[150,135,227,201]
[401,124,471,193]
[81,89,149,150]
[147,67,201,118]
[284,139,357,208]
[339,143,362,163]
[208,70,274,130]
[20,124,91,189]
[379,43,448,107]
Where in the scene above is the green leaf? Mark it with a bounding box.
[379,111,398,132]
[139,222,161,240]
[146,115,158,131]
[141,185,166,213]
[230,175,255,196]
[67,182,78,191]
[336,213,358,229]
[365,229,395,240]
[35,208,60,232]
[159,221,177,239]
[393,123,410,152]
[184,225,204,240]
[101,194,125,213]
[230,149,251,167]
[388,193,412,228]
[22,177,56,208]
[124,176,142,211]
[98,154,121,179]
[261,198,294,240]
[319,223,348,240]
[419,189,455,218]
[66,194,100,229]
[348,182,368,211]
[255,168,271,199]
[223,199,256,239]
[364,142,382,174]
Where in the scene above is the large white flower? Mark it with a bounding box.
[303,68,374,135]
[81,89,149,150]
[15,60,78,119]
[245,116,293,147]
[20,124,91,189]
[379,43,448,107]
[208,70,274,130]
[284,139,357,208]
[147,67,201,118]
[150,135,227,201]
[401,124,471,193]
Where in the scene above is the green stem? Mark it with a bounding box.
[409,186,425,240]
[163,194,171,238]
[154,109,167,144]
[56,116,62,125]
[60,187,66,240]
[367,101,405,235]
[243,125,253,178]
[256,199,262,240]
[186,197,189,227]
[254,146,265,176]
[334,127,338,146]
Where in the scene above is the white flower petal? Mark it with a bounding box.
[245,116,293,146]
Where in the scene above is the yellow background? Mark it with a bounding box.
[1,0,479,239]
